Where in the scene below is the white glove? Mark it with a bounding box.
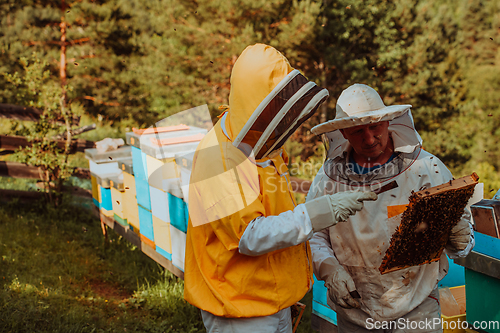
[318,258,360,309]
[447,217,471,252]
[305,191,377,232]
[330,191,377,222]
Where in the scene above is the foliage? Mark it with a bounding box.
[466,162,500,199]
[1,0,500,189]
[287,140,325,181]
[0,177,39,191]
[0,0,323,124]
[4,55,82,204]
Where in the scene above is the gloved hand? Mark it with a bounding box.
[305,191,377,232]
[447,217,471,252]
[326,266,360,309]
[318,258,360,309]
[329,191,378,222]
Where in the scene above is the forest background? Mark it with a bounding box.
[1,0,500,194]
[1,1,499,332]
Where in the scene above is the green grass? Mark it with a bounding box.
[0,201,202,332]
[0,200,316,333]
[0,177,39,191]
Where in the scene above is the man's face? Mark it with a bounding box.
[340,121,391,161]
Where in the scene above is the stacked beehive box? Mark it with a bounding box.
[126,129,155,249]
[175,151,195,206]
[109,167,127,227]
[86,146,132,218]
[173,151,196,271]
[117,159,140,233]
[126,125,206,271]
[87,125,206,275]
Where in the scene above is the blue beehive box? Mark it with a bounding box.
[100,186,113,211]
[312,276,338,325]
[168,193,187,233]
[138,204,154,247]
[184,200,189,226]
[85,146,132,215]
[438,257,465,288]
[131,146,151,210]
[94,167,122,217]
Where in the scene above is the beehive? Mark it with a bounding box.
[175,151,195,205]
[170,223,187,271]
[110,175,127,227]
[440,285,467,333]
[133,126,205,260]
[152,215,172,261]
[119,160,140,234]
[85,146,131,213]
[380,173,479,274]
[139,127,204,198]
[138,204,155,249]
[131,146,151,210]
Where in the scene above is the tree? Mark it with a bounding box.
[1,0,499,187]
[1,0,87,204]
[5,54,84,205]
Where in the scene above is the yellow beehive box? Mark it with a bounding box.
[111,187,125,219]
[152,215,172,258]
[91,174,98,201]
[97,183,101,204]
[122,171,140,233]
[145,155,180,190]
[441,285,467,333]
[109,177,126,223]
[127,206,140,234]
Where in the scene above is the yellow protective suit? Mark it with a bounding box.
[184,44,315,318]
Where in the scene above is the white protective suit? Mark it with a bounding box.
[307,110,474,328]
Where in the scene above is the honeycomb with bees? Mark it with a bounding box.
[379,173,479,274]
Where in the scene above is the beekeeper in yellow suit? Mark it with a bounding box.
[183,44,377,332]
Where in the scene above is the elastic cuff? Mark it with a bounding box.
[304,196,336,232]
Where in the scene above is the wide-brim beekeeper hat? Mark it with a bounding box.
[311,84,411,135]
[311,83,422,160]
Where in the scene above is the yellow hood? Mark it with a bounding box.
[225,44,293,140]
[184,44,316,317]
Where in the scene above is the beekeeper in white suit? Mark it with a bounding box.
[307,84,474,332]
